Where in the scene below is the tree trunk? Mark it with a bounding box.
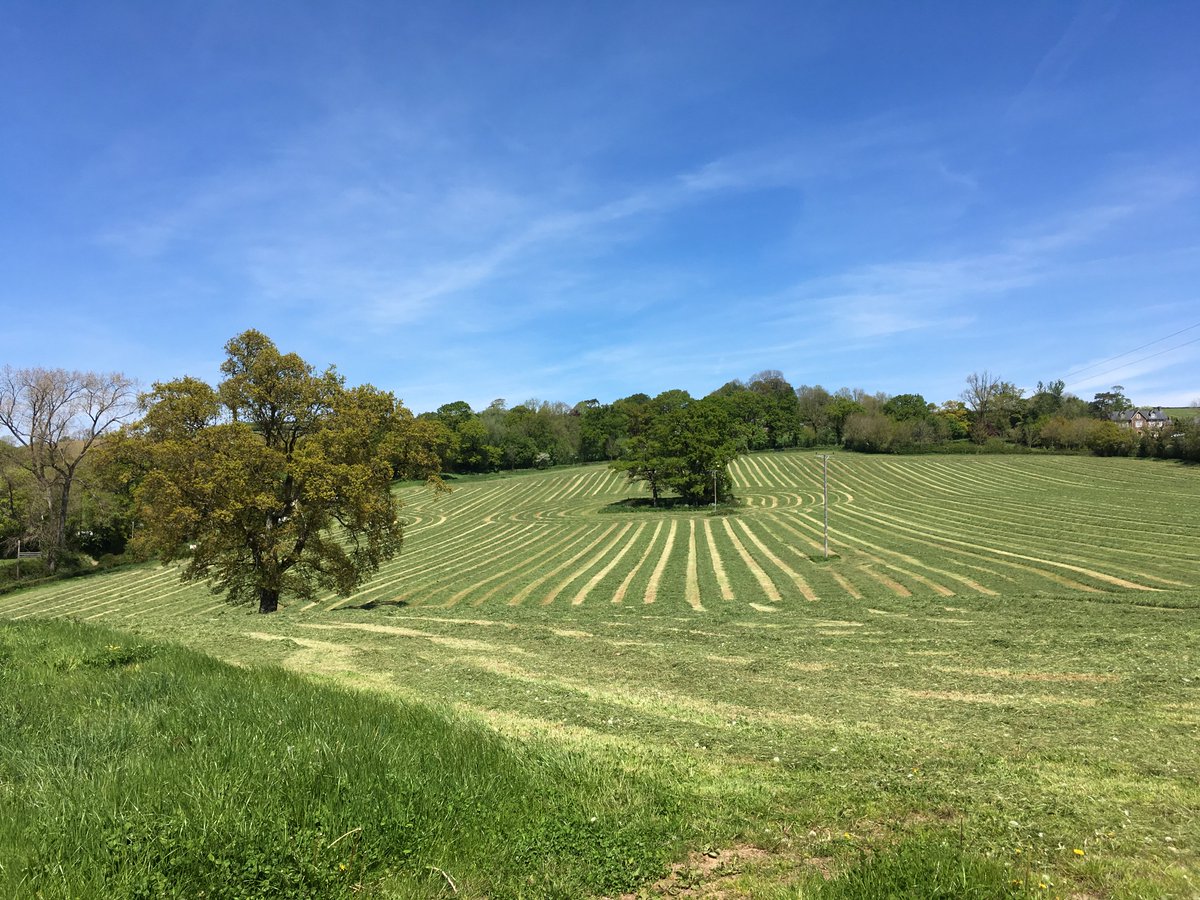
[258,586,280,614]
[47,478,72,574]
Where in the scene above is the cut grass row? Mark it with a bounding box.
[3,453,1198,624]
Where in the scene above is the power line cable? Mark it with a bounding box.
[1062,321,1200,381]
[1064,334,1200,391]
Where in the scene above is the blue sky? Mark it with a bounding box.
[3,1,1198,412]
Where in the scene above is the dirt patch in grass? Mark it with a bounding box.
[620,846,774,899]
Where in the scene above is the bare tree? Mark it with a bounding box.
[961,371,1024,442]
[0,366,136,572]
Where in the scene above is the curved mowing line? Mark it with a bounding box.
[590,467,628,496]
[540,472,587,504]
[985,458,1108,489]
[731,457,765,489]
[613,521,664,604]
[323,521,533,608]
[464,526,595,608]
[833,503,1155,592]
[879,465,1200,556]
[831,504,1103,594]
[733,519,817,601]
[504,523,622,607]
[432,479,535,521]
[0,566,166,610]
[743,455,772,488]
[64,576,196,619]
[571,472,609,501]
[571,522,647,605]
[821,520,996,596]
[874,459,981,501]
[394,516,522,568]
[721,517,782,603]
[7,568,180,620]
[830,463,1190,583]
[854,547,954,597]
[752,454,779,486]
[727,458,747,489]
[395,523,548,608]
[771,455,824,492]
[319,521,536,607]
[541,523,633,607]
[824,506,1018,587]
[684,520,703,611]
[643,520,679,605]
[81,581,204,621]
[856,561,913,597]
[755,515,865,600]
[701,519,735,601]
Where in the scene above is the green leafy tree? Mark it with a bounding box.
[612,394,738,505]
[133,331,403,613]
[1086,420,1135,457]
[578,402,630,461]
[935,400,971,441]
[826,396,866,443]
[1089,385,1131,419]
[882,393,930,422]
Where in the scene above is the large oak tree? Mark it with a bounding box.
[134,331,403,613]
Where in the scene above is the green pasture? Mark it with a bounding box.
[2,452,1198,898]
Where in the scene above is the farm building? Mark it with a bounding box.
[1111,407,1171,431]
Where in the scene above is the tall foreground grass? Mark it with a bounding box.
[0,619,1031,899]
[0,619,681,899]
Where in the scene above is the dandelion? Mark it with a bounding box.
[1038,882,1047,890]
[843,832,853,840]
[338,863,348,872]
[1014,848,1022,855]
[1073,848,1085,856]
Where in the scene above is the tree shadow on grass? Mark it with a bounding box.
[600,498,740,515]
[338,599,409,611]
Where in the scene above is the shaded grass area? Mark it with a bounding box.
[0,619,683,899]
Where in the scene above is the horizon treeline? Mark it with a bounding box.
[416,370,1200,474]
[4,360,1200,577]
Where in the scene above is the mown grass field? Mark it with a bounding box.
[2,451,1198,898]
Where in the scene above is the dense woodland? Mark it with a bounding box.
[3,342,1199,601]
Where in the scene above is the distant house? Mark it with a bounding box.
[1111,407,1171,431]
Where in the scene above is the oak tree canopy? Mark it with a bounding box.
[134,330,404,613]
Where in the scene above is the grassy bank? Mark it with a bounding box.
[0,619,687,899]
